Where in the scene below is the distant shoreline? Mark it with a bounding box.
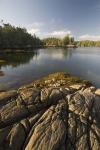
[0,45,77,52]
[0,47,42,53]
[0,45,100,53]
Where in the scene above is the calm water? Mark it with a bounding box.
[0,47,100,90]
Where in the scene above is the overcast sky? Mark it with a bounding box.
[0,0,100,40]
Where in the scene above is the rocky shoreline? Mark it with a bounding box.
[0,72,100,150]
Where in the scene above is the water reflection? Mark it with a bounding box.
[0,51,37,68]
[0,47,100,90]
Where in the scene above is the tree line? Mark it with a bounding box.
[77,40,100,47]
[1,22,100,50]
[0,22,76,50]
[0,23,42,49]
[42,36,75,47]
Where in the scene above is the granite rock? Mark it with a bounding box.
[0,73,99,150]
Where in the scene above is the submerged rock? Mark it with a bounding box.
[0,71,4,76]
[0,72,100,150]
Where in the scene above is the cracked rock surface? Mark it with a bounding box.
[0,73,100,150]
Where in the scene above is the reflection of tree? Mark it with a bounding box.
[0,51,38,68]
[44,47,73,59]
[61,48,73,59]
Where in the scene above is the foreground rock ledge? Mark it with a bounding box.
[0,72,100,150]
